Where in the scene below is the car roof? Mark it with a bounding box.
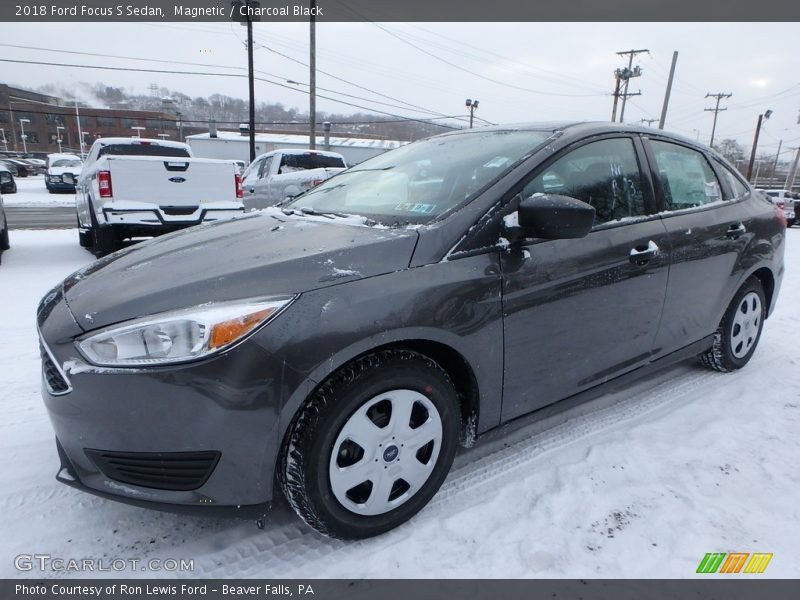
[434,120,703,147]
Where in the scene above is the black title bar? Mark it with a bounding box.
[2,0,800,22]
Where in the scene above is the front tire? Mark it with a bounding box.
[699,278,765,372]
[1,225,9,251]
[279,349,460,539]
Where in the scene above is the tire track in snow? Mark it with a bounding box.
[193,363,726,578]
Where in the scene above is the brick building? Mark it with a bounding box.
[0,83,192,156]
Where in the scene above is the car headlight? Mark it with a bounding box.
[76,296,295,367]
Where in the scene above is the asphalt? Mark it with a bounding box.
[5,206,76,229]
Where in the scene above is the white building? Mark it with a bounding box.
[185,130,406,166]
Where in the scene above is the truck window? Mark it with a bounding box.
[98,144,191,159]
[278,153,345,174]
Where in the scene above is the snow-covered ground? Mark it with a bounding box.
[0,228,798,578]
[3,175,77,207]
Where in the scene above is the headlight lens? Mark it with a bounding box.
[76,296,294,367]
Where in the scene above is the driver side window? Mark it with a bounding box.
[522,137,646,226]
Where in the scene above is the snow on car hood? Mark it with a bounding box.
[62,211,418,332]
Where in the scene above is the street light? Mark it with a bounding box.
[131,126,146,138]
[466,98,479,129]
[19,118,30,154]
[746,109,773,182]
[56,125,65,153]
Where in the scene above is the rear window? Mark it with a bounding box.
[51,159,82,168]
[278,153,345,173]
[98,144,191,159]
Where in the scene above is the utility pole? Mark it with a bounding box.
[747,109,773,182]
[309,0,316,149]
[610,74,621,122]
[466,99,479,128]
[704,92,732,147]
[786,147,800,191]
[658,50,678,129]
[616,49,648,123]
[231,1,259,162]
[641,118,659,126]
[0,128,7,152]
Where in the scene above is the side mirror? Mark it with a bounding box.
[508,193,595,240]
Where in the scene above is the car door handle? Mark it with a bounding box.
[727,223,746,239]
[629,240,659,265]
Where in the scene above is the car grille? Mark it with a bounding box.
[40,342,71,395]
[85,449,221,491]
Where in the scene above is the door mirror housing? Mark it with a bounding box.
[507,193,595,240]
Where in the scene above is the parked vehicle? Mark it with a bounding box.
[242,149,347,210]
[1,158,34,177]
[761,189,795,226]
[0,165,16,194]
[23,157,47,174]
[0,192,9,264]
[75,137,245,256]
[39,123,784,539]
[46,156,83,193]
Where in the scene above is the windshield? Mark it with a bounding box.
[278,153,345,173]
[52,159,82,168]
[286,129,551,225]
[98,144,191,158]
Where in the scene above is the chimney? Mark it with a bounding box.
[323,121,331,151]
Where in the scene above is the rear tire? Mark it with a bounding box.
[88,201,119,257]
[1,226,9,251]
[278,349,460,539]
[699,278,765,372]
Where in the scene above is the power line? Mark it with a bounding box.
[0,58,461,129]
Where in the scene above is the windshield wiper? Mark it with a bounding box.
[281,206,351,219]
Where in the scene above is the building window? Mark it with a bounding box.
[97,116,117,128]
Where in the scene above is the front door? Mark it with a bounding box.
[500,136,671,421]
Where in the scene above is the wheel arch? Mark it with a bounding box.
[276,335,484,469]
[749,266,775,318]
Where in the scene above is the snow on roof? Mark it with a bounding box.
[93,137,190,149]
[187,131,405,150]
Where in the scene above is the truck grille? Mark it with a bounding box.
[85,449,221,491]
[40,342,71,395]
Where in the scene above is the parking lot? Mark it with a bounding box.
[1,207,798,577]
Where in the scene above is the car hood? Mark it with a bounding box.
[63,211,419,332]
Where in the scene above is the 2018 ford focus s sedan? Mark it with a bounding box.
[38,122,785,539]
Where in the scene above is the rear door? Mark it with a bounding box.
[500,135,671,420]
[643,137,754,356]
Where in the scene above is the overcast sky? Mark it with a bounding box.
[1,22,799,160]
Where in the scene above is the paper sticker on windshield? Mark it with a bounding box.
[395,202,435,214]
[705,181,720,198]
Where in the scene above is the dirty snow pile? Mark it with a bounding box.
[0,228,798,579]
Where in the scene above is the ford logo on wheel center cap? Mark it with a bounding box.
[383,445,399,462]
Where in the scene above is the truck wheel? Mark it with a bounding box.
[279,349,460,539]
[699,278,766,372]
[1,225,9,251]
[88,203,119,257]
[77,215,93,249]
[92,225,119,258]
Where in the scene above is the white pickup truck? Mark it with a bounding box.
[242,149,347,210]
[76,137,244,256]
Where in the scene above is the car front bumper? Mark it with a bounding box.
[38,286,308,516]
